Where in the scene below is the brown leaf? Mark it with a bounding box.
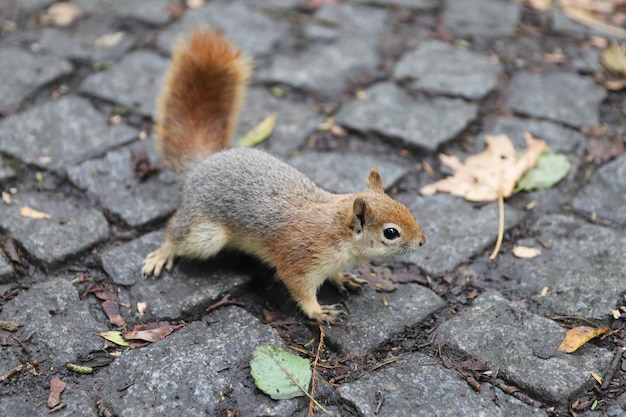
[421,134,547,202]
[557,326,609,353]
[0,320,21,331]
[47,376,66,408]
[20,206,53,220]
[356,262,398,292]
[123,321,176,343]
[101,300,125,327]
[3,239,21,264]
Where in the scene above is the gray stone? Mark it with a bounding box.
[157,2,289,57]
[103,231,251,319]
[289,151,409,193]
[0,95,137,174]
[507,72,606,128]
[0,193,109,267]
[0,278,105,367]
[111,0,172,26]
[443,0,521,37]
[437,291,612,405]
[348,0,438,10]
[0,384,95,417]
[572,154,626,226]
[96,307,301,417]
[572,48,603,74]
[326,284,443,356]
[498,214,626,321]
[67,139,179,228]
[337,353,549,417]
[551,7,621,40]
[38,17,136,62]
[335,83,478,151]
[403,194,525,276]
[6,0,55,14]
[234,87,324,157]
[0,159,16,181]
[257,4,387,95]
[393,40,503,100]
[0,47,73,113]
[0,253,13,283]
[80,51,168,117]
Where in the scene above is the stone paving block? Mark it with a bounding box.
[443,0,521,37]
[498,214,626,321]
[0,278,105,367]
[0,193,109,267]
[335,82,478,151]
[507,72,606,128]
[393,40,503,100]
[257,4,387,95]
[0,95,137,174]
[336,354,549,417]
[0,389,94,417]
[234,87,324,157]
[572,153,626,226]
[67,139,180,228]
[95,307,301,417]
[157,2,289,56]
[325,284,444,356]
[110,0,172,26]
[38,16,136,62]
[437,291,613,405]
[0,47,73,113]
[402,194,525,276]
[0,253,14,284]
[349,0,438,10]
[102,231,251,319]
[80,51,168,117]
[289,151,409,194]
[0,159,16,182]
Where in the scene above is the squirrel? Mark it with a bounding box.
[142,27,428,324]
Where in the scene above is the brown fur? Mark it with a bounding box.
[155,28,251,171]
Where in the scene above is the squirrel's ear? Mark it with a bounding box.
[352,197,368,229]
[366,168,384,193]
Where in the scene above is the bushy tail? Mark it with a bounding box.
[155,28,252,171]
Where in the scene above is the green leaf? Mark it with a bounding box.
[250,344,311,400]
[237,113,277,147]
[96,331,131,347]
[515,151,570,192]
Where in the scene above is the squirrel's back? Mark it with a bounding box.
[155,28,251,171]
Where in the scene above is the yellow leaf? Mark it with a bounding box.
[512,246,541,258]
[601,42,626,78]
[96,331,131,346]
[420,133,547,202]
[20,206,53,220]
[590,371,603,385]
[238,113,277,147]
[557,326,609,353]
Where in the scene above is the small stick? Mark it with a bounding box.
[308,324,327,417]
[0,363,24,382]
[204,294,245,314]
[561,7,626,39]
[601,347,625,390]
[489,190,505,261]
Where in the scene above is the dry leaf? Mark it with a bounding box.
[601,42,626,77]
[39,2,82,27]
[421,134,547,202]
[137,302,148,315]
[186,0,206,8]
[123,321,176,343]
[238,113,277,147]
[101,300,125,327]
[590,371,603,384]
[93,32,125,49]
[37,156,53,164]
[2,192,11,205]
[540,286,549,297]
[47,377,66,408]
[557,326,609,353]
[512,246,542,258]
[527,0,552,11]
[20,206,53,220]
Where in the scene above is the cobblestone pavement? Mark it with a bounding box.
[1,1,625,416]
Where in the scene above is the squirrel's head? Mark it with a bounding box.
[347,168,427,259]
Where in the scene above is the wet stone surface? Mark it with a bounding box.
[0,192,109,267]
[0,95,137,174]
[337,354,549,417]
[506,72,607,128]
[67,139,179,228]
[393,40,503,100]
[402,194,525,276]
[498,214,626,321]
[0,47,73,113]
[335,82,478,151]
[437,291,613,405]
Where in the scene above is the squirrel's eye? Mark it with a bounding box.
[383,228,400,240]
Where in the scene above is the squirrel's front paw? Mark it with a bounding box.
[311,304,346,325]
[330,272,367,296]
[142,244,175,277]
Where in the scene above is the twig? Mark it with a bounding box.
[308,324,327,417]
[204,294,245,314]
[601,347,625,390]
[560,6,626,39]
[0,363,24,382]
[551,315,604,328]
[489,190,505,261]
